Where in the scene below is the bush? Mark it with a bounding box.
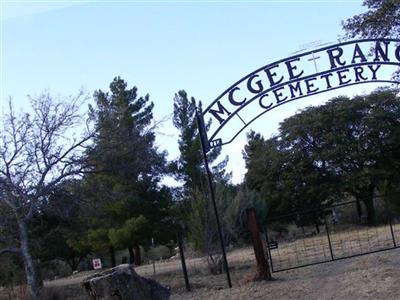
[0,255,25,299]
[40,260,72,280]
[146,245,172,261]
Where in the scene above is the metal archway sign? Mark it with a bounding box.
[201,38,400,150]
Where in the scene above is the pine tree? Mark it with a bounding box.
[172,90,233,274]
[85,77,170,265]
[171,90,229,200]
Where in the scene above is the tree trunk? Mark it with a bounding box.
[134,245,141,266]
[246,208,272,281]
[363,196,376,226]
[109,246,116,267]
[359,185,376,226]
[301,226,305,235]
[69,257,78,271]
[87,258,92,270]
[314,222,320,234]
[17,219,42,300]
[128,247,135,264]
[356,199,363,220]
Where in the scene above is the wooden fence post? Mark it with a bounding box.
[246,208,272,281]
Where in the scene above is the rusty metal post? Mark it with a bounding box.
[246,208,272,281]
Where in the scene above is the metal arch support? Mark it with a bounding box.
[196,107,232,288]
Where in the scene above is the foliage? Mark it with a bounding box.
[0,254,24,289]
[186,188,207,251]
[172,90,241,274]
[171,90,229,211]
[171,90,203,195]
[87,76,165,185]
[83,77,172,265]
[171,90,230,229]
[342,0,400,39]
[146,245,172,261]
[244,90,400,225]
[30,180,91,271]
[342,0,400,80]
[108,215,150,249]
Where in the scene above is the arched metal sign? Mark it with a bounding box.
[196,38,400,289]
[202,38,400,150]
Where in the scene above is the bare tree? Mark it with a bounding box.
[0,91,94,300]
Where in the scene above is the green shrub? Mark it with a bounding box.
[146,245,172,261]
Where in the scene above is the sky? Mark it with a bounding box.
[1,0,392,185]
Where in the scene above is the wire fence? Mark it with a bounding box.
[134,245,258,291]
[136,197,400,291]
[265,200,400,272]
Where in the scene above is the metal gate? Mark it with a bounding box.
[264,200,400,272]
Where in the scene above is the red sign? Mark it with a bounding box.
[92,258,102,270]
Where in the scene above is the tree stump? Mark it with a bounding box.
[82,264,170,300]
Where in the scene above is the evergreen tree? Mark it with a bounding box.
[172,90,235,273]
[171,90,229,205]
[171,90,204,202]
[85,77,171,265]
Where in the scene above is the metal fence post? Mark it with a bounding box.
[263,225,274,273]
[177,231,190,291]
[389,220,397,248]
[384,196,397,248]
[324,214,335,261]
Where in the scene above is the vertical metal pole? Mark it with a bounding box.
[177,231,190,291]
[151,238,156,276]
[263,225,275,273]
[384,197,397,248]
[324,214,335,261]
[196,109,232,288]
[389,220,397,248]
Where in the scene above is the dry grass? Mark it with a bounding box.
[2,224,400,299]
[171,250,400,300]
[270,223,400,271]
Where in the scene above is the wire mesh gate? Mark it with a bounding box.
[264,200,400,272]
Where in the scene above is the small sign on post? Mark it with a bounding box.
[92,258,102,270]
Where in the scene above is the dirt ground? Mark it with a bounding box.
[172,249,400,300]
[2,247,399,299]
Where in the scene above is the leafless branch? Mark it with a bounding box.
[0,247,21,257]
[0,92,94,221]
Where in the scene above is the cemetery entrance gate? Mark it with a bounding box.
[197,38,400,286]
